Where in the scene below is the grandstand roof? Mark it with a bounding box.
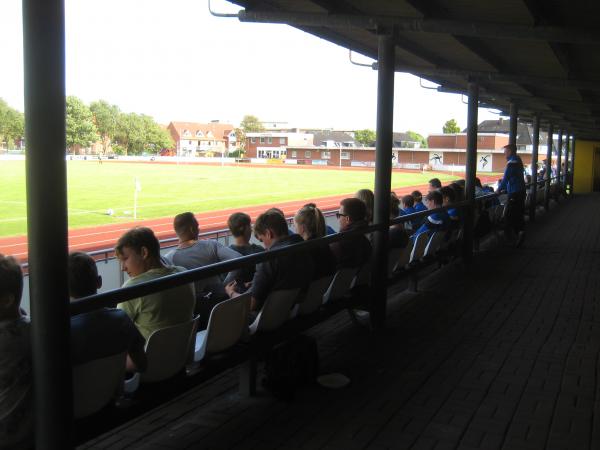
[230,0,600,140]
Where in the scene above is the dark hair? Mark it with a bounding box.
[503,144,517,153]
[425,190,443,206]
[475,177,482,188]
[0,254,23,306]
[228,212,251,237]
[254,210,289,238]
[401,195,414,208]
[115,227,160,259]
[440,186,456,203]
[266,207,285,218]
[173,212,199,238]
[429,178,442,189]
[68,252,99,298]
[340,197,367,222]
[390,194,400,217]
[295,204,326,238]
[355,189,374,222]
[411,190,423,202]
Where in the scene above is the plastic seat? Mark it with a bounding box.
[409,232,429,263]
[352,259,372,289]
[424,231,446,257]
[125,316,198,392]
[323,267,357,304]
[296,275,335,316]
[193,294,251,363]
[249,289,300,335]
[73,352,126,419]
[392,240,414,273]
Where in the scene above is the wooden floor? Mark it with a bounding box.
[81,194,600,450]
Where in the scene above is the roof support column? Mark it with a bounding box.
[371,32,395,330]
[545,124,553,210]
[556,130,563,192]
[22,0,72,448]
[529,115,540,221]
[570,136,576,194]
[564,132,571,193]
[509,102,518,147]
[462,80,479,263]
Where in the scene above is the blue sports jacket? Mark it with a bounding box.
[498,155,526,194]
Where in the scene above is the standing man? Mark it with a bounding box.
[496,144,526,247]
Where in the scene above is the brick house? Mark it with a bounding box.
[167,121,237,156]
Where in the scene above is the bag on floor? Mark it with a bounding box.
[263,335,319,401]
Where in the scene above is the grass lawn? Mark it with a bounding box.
[0,160,460,237]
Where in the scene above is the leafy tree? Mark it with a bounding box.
[0,98,24,150]
[240,115,264,132]
[114,112,172,155]
[406,130,427,148]
[443,119,460,134]
[66,96,98,151]
[354,129,376,146]
[234,127,246,152]
[90,100,120,153]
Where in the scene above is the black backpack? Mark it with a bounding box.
[263,335,319,401]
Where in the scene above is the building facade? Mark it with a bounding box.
[167,121,237,157]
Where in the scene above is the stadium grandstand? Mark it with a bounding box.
[7,1,600,450]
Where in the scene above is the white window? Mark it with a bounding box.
[321,151,331,159]
[260,137,265,144]
[250,137,256,143]
[341,151,350,160]
[183,129,191,137]
[189,140,193,145]
[291,150,297,158]
[195,130,204,137]
[305,151,312,158]
[279,137,286,144]
[268,137,273,144]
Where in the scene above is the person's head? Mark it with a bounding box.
[294,204,326,240]
[440,186,456,206]
[227,212,252,244]
[401,194,414,210]
[390,193,400,219]
[266,207,285,219]
[449,182,464,202]
[428,178,442,192]
[503,143,517,159]
[411,190,423,204]
[173,212,199,241]
[115,227,161,277]
[254,210,289,249]
[424,191,443,209]
[475,177,482,188]
[68,252,102,299]
[337,197,367,231]
[355,189,374,222]
[0,254,23,320]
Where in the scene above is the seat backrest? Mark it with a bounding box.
[393,240,414,273]
[353,259,372,288]
[387,247,403,277]
[142,317,197,383]
[73,352,126,419]
[205,294,251,354]
[297,275,334,316]
[424,231,446,257]
[410,232,429,263]
[249,289,300,334]
[323,267,357,303]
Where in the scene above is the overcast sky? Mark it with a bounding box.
[0,0,500,136]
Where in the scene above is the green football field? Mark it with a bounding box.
[0,160,460,237]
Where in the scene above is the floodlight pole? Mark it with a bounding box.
[545,124,553,210]
[22,0,73,448]
[462,80,479,263]
[371,31,395,330]
[529,115,540,220]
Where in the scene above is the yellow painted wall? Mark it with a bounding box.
[574,140,600,193]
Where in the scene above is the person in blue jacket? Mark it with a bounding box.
[411,191,449,239]
[496,144,526,246]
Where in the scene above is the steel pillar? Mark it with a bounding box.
[370,33,395,330]
[545,124,553,210]
[529,116,540,221]
[556,130,563,192]
[509,103,518,147]
[564,132,571,192]
[571,136,576,192]
[22,0,72,448]
[462,81,479,263]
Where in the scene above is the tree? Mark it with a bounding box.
[240,115,264,132]
[443,119,460,134]
[90,100,120,153]
[354,129,376,147]
[0,98,24,150]
[114,112,172,155]
[234,127,246,152]
[66,96,98,151]
[406,130,427,148]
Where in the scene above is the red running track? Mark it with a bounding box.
[0,176,498,263]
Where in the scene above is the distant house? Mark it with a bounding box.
[245,132,314,159]
[310,130,357,149]
[470,118,548,153]
[392,132,421,149]
[167,121,237,157]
